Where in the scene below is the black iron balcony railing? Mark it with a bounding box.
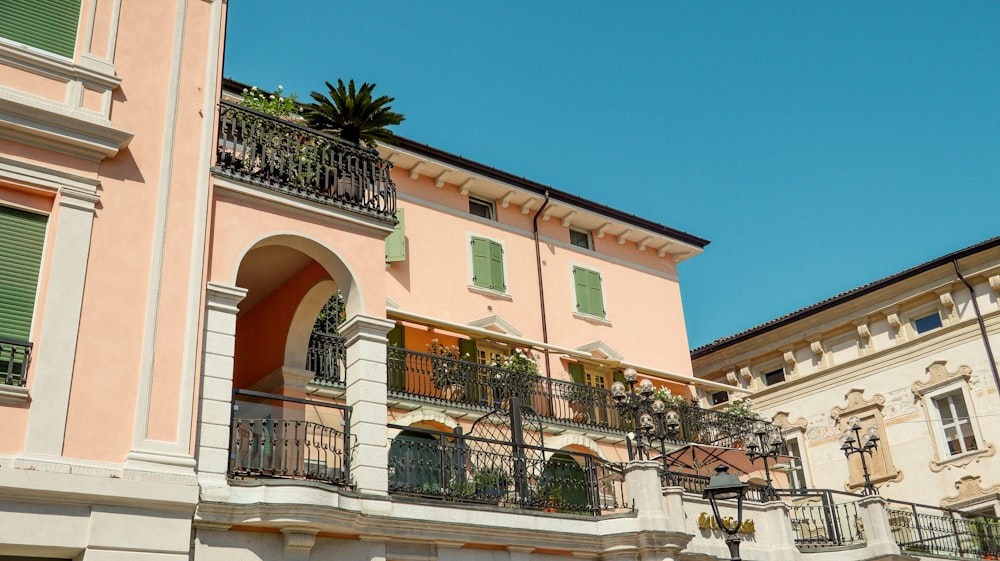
[660,470,775,504]
[387,423,628,515]
[215,101,396,222]
[229,390,352,487]
[885,498,1000,559]
[385,346,778,447]
[0,337,32,387]
[784,489,868,550]
[307,332,346,385]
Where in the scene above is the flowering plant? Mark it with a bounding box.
[722,397,762,420]
[492,349,540,402]
[652,387,689,408]
[426,339,463,388]
[240,85,300,119]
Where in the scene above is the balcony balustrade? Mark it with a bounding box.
[228,390,352,487]
[0,337,31,387]
[885,499,1000,559]
[215,101,396,222]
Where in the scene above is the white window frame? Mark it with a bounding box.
[903,301,948,338]
[925,384,985,461]
[569,262,610,324]
[782,434,811,490]
[468,196,496,221]
[569,228,593,251]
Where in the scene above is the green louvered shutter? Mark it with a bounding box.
[387,323,405,349]
[489,240,504,291]
[0,206,47,343]
[568,362,586,385]
[458,338,480,404]
[471,237,492,289]
[385,209,405,262]
[0,0,82,59]
[573,266,605,318]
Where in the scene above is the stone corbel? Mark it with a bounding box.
[282,527,318,561]
[725,369,739,385]
[937,288,957,322]
[739,366,752,383]
[886,311,903,340]
[989,275,1000,294]
[783,349,797,377]
[854,320,873,355]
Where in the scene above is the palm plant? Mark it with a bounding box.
[303,79,405,148]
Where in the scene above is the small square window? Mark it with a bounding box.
[711,391,729,405]
[569,229,593,250]
[763,368,785,386]
[914,312,943,334]
[469,197,496,221]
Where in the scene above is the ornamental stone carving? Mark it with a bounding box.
[832,388,886,419]
[989,274,1000,294]
[772,411,808,431]
[941,475,1000,510]
[886,313,901,331]
[911,361,973,398]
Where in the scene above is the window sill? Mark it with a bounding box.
[0,384,29,405]
[467,285,512,301]
[930,443,996,473]
[572,312,611,326]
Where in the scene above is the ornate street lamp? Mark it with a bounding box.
[840,415,880,496]
[745,419,784,499]
[703,464,749,561]
[611,368,679,460]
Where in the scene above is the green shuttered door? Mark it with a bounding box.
[0,0,82,58]
[0,206,47,342]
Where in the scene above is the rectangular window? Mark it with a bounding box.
[469,197,496,221]
[785,438,808,489]
[572,266,605,318]
[763,367,786,386]
[914,312,943,334]
[470,237,505,292]
[933,391,978,456]
[569,229,593,250]
[0,0,82,58]
[711,391,729,405]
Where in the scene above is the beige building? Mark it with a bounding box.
[693,237,1000,517]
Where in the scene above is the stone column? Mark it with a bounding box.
[340,315,394,496]
[857,495,903,557]
[195,283,247,492]
[757,500,800,560]
[622,460,692,561]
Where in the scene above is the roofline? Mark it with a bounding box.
[691,235,1000,358]
[219,77,709,250]
[387,136,710,249]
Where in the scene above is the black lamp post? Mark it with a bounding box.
[703,464,749,561]
[840,415,880,496]
[611,368,679,461]
[745,419,784,499]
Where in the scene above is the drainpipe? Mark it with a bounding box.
[532,191,553,378]
[953,259,1000,392]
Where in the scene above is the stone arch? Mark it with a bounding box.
[544,433,606,461]
[284,279,337,369]
[388,409,458,439]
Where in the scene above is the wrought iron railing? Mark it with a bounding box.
[215,101,396,222]
[885,499,1000,559]
[784,490,868,550]
[229,390,352,487]
[386,346,779,445]
[0,337,32,387]
[660,470,775,503]
[307,332,346,384]
[387,423,628,515]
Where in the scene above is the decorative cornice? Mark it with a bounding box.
[911,361,973,398]
[772,411,808,432]
[930,443,996,473]
[941,475,1000,510]
[832,388,885,419]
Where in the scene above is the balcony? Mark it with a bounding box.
[228,390,352,487]
[384,345,778,448]
[0,337,32,387]
[214,101,397,222]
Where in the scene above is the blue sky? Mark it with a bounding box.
[224,2,1000,349]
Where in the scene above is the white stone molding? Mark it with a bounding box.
[856,496,905,557]
[466,313,523,337]
[459,177,474,195]
[783,350,797,369]
[809,340,824,357]
[408,161,424,180]
[772,411,809,432]
[595,222,611,238]
[542,204,556,221]
[284,279,338,369]
[282,527,318,561]
[725,370,739,385]
[637,236,651,251]
[561,210,577,227]
[831,389,903,491]
[434,169,450,188]
[937,288,958,323]
[194,283,247,483]
[738,366,752,383]
[519,198,536,215]
[20,164,99,457]
[544,434,605,459]
[886,312,902,338]
[989,274,1000,295]
[499,190,515,207]
[575,340,624,361]
[616,229,631,245]
[854,321,873,355]
[941,475,1000,511]
[341,314,395,495]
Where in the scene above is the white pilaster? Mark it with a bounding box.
[24,184,99,456]
[195,283,247,486]
[857,495,904,557]
[340,314,394,496]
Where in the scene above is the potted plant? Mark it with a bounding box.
[492,349,540,408]
[426,339,465,402]
[303,79,405,148]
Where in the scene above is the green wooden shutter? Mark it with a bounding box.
[385,209,406,262]
[471,237,492,289]
[458,338,480,404]
[568,362,586,385]
[573,266,605,317]
[387,323,405,349]
[457,338,478,362]
[0,206,47,342]
[0,0,82,58]
[489,240,504,291]
[613,370,626,386]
